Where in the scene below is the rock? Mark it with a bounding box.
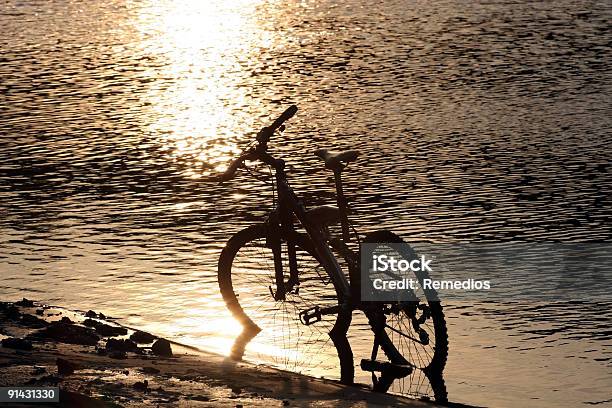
[5,305,21,320]
[32,322,99,346]
[15,298,34,307]
[133,380,148,392]
[98,312,106,319]
[106,338,138,352]
[85,310,97,318]
[96,324,127,337]
[57,390,113,408]
[56,357,79,376]
[1,337,33,351]
[283,400,290,406]
[36,309,44,315]
[60,316,73,324]
[84,319,127,337]
[130,331,156,344]
[151,339,172,357]
[140,366,160,374]
[83,318,97,327]
[21,313,48,328]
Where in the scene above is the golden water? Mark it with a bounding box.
[1,1,611,406]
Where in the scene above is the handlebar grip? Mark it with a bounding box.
[256,105,298,143]
[270,104,298,131]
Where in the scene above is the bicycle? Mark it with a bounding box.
[216,105,448,396]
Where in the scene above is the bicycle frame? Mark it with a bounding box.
[220,132,356,306]
[266,158,352,304]
[332,169,352,243]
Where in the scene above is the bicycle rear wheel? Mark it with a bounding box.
[218,224,353,382]
[361,230,448,395]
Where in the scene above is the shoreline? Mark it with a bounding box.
[0,299,449,407]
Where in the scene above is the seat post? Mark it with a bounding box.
[333,168,351,242]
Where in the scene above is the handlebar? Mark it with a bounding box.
[217,105,298,182]
[256,104,298,143]
[271,104,298,132]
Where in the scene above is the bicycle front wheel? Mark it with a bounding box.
[218,224,353,382]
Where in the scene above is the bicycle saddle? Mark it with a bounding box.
[314,149,360,170]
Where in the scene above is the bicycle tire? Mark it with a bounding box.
[361,230,449,373]
[218,223,354,383]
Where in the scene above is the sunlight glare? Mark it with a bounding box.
[136,0,268,175]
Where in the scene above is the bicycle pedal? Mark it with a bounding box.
[299,306,322,326]
[360,359,413,378]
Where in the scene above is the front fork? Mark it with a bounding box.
[266,210,299,301]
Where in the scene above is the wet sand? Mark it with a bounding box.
[0,299,451,408]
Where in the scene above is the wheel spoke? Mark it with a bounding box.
[384,322,425,345]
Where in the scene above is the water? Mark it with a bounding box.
[1,0,611,406]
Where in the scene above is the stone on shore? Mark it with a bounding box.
[15,298,34,307]
[32,322,100,346]
[130,330,156,344]
[106,338,139,353]
[83,318,128,337]
[20,313,48,328]
[133,379,149,392]
[56,357,79,375]
[140,366,160,374]
[152,339,172,357]
[5,305,21,320]
[1,337,33,351]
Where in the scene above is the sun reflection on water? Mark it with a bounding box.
[135,0,270,177]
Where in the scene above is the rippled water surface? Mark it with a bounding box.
[1,1,611,407]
